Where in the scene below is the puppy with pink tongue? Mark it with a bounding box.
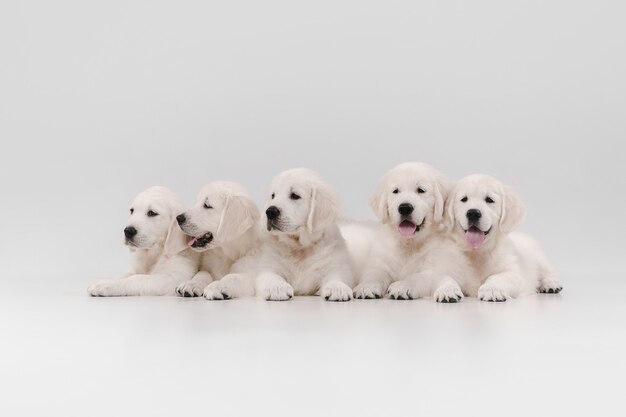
[444,174,563,301]
[353,162,466,303]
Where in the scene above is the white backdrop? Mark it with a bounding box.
[2,1,624,282]
[1,2,625,416]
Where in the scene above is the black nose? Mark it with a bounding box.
[466,209,482,222]
[398,203,414,216]
[266,206,280,220]
[124,226,137,239]
[176,214,186,225]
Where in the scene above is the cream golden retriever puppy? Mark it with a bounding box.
[255,168,355,301]
[87,186,199,296]
[353,162,464,302]
[444,174,562,301]
[171,181,261,300]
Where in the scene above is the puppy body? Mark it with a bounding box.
[354,162,462,301]
[87,187,199,296]
[255,168,355,301]
[445,175,562,301]
[172,181,261,299]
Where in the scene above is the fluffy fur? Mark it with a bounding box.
[87,186,199,296]
[443,174,562,301]
[353,162,462,302]
[255,168,355,301]
[171,181,261,300]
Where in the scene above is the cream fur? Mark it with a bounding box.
[255,168,355,301]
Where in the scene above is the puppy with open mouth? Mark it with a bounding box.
[353,162,464,302]
[87,186,199,296]
[444,174,563,301]
[169,181,261,300]
[255,168,355,301]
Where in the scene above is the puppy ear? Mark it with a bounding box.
[307,184,339,234]
[499,185,526,233]
[442,184,457,231]
[164,217,188,256]
[370,181,389,223]
[217,194,260,241]
[432,175,448,223]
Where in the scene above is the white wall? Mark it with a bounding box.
[1,0,624,281]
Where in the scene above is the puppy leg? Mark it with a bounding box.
[478,272,521,302]
[432,276,464,303]
[175,271,213,297]
[353,269,392,300]
[320,278,353,302]
[204,273,255,300]
[386,272,431,300]
[537,261,563,294]
[256,272,293,301]
[88,274,181,296]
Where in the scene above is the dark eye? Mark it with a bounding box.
[460,196,468,203]
[130,208,134,214]
[147,210,158,217]
[203,203,213,209]
[290,193,301,200]
[485,197,495,204]
[417,187,425,194]
[271,193,275,199]
[392,188,399,194]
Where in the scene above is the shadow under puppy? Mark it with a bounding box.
[171,181,261,300]
[443,174,562,301]
[87,186,199,296]
[353,162,463,302]
[255,168,355,301]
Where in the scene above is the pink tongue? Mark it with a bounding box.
[465,229,485,250]
[398,222,417,236]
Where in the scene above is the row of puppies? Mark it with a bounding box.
[87,163,563,302]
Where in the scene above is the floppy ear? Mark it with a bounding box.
[432,175,448,223]
[217,194,260,241]
[443,190,456,231]
[443,186,456,231]
[164,217,188,256]
[306,184,339,234]
[499,185,526,233]
[369,180,389,223]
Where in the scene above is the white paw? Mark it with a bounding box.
[538,279,563,294]
[176,281,205,298]
[478,284,510,302]
[262,282,294,301]
[203,281,233,300]
[321,281,353,302]
[387,281,417,300]
[353,282,384,299]
[433,283,463,303]
[87,280,125,297]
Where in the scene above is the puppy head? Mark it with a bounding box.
[445,174,525,251]
[264,168,339,236]
[170,181,259,253]
[125,186,185,251]
[370,162,447,240]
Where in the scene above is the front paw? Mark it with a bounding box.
[176,281,205,298]
[262,282,294,301]
[433,284,463,303]
[87,280,124,297]
[321,281,352,302]
[353,283,383,299]
[478,284,509,302]
[538,279,563,294]
[203,281,232,300]
[387,281,417,300]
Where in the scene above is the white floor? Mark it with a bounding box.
[1,275,623,417]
